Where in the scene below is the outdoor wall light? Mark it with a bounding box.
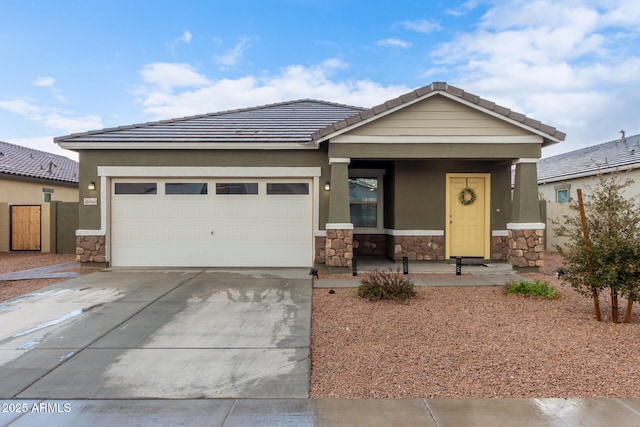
[324,182,331,191]
[88,181,96,191]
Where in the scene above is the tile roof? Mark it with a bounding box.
[312,82,566,145]
[0,141,79,184]
[538,133,640,183]
[55,99,365,145]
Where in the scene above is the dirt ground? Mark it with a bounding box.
[311,251,640,398]
[0,252,100,302]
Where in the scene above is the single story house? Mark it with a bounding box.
[539,131,640,202]
[0,141,79,253]
[538,131,640,249]
[55,82,565,268]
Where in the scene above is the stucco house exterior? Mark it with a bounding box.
[539,131,640,202]
[538,131,640,249]
[55,82,565,268]
[0,141,79,253]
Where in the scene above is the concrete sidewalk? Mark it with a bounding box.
[2,397,639,426]
[314,260,528,288]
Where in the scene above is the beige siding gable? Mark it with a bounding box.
[349,95,532,137]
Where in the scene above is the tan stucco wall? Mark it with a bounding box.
[540,168,640,252]
[539,168,640,202]
[544,201,572,251]
[0,202,8,252]
[0,177,78,252]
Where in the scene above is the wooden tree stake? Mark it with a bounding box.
[577,189,602,321]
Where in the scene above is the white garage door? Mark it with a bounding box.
[110,178,313,267]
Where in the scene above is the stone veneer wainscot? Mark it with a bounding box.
[76,235,106,263]
[325,229,353,268]
[508,229,544,268]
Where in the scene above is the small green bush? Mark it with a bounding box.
[358,269,416,302]
[504,279,557,299]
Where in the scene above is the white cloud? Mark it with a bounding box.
[167,30,193,52]
[43,113,103,134]
[428,0,640,153]
[397,19,441,33]
[0,98,103,135]
[445,0,480,17]
[0,99,41,115]
[213,37,253,68]
[8,136,78,160]
[140,62,210,91]
[52,88,67,104]
[377,38,412,48]
[137,58,410,119]
[33,76,55,87]
[177,30,192,44]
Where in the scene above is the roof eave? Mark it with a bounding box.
[56,141,319,150]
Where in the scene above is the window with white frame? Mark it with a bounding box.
[555,184,570,203]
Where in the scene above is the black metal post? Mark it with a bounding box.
[352,257,357,276]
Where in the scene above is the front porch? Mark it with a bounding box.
[315,158,544,270]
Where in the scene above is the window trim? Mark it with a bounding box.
[349,169,385,232]
[554,184,571,203]
[165,182,208,195]
[266,182,310,195]
[215,182,259,195]
[114,182,158,195]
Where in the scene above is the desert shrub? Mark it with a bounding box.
[358,269,416,302]
[504,279,557,299]
[554,173,640,322]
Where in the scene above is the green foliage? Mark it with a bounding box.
[358,269,416,302]
[504,279,557,299]
[553,173,640,319]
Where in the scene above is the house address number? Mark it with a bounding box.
[83,198,98,206]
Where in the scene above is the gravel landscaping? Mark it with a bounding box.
[311,252,640,398]
[0,252,92,302]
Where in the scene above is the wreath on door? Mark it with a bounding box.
[459,187,477,206]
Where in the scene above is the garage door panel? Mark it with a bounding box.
[111,178,313,267]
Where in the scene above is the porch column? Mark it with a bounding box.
[326,158,353,267]
[508,159,544,268]
[511,159,541,223]
[327,158,351,223]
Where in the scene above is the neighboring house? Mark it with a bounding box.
[55,82,565,268]
[538,131,640,249]
[0,141,79,253]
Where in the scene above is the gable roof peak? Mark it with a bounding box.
[312,81,566,145]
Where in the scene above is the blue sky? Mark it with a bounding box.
[1,0,639,160]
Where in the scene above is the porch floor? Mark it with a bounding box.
[351,256,513,274]
[315,256,526,288]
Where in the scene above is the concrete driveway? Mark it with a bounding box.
[0,268,311,399]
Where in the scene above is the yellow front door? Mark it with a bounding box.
[447,175,488,258]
